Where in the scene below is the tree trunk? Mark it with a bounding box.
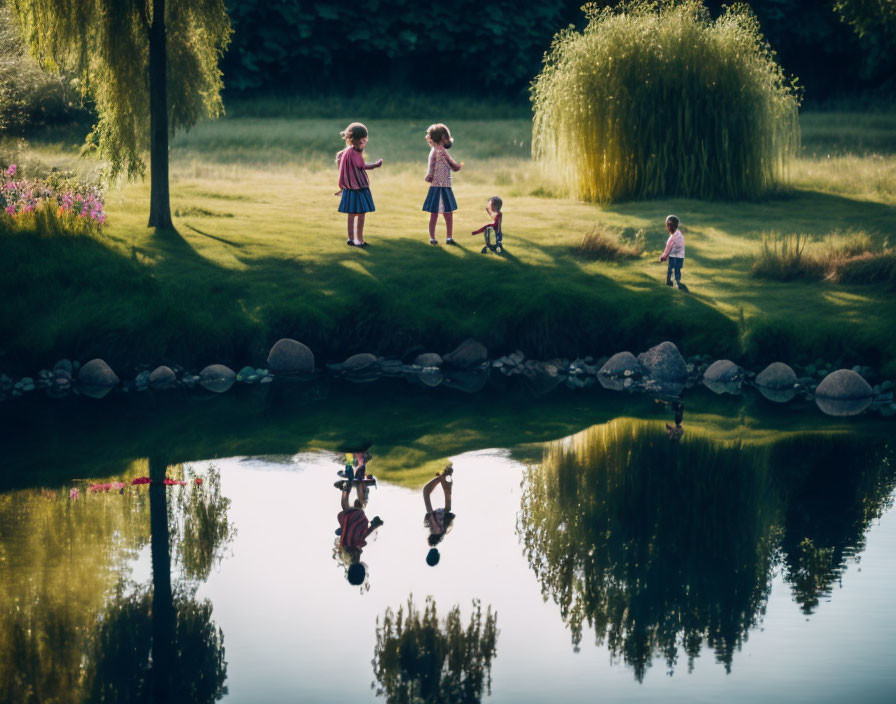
[149,456,175,703]
[148,0,173,229]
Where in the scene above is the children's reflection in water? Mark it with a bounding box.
[334,449,382,586]
[423,464,456,567]
[656,395,685,440]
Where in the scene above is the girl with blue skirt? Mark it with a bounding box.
[336,122,383,247]
[422,123,462,245]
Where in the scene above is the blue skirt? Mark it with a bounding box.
[339,188,375,214]
[422,186,458,213]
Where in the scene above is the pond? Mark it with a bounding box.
[1,381,894,703]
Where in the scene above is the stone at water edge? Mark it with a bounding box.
[413,352,443,368]
[703,360,743,383]
[199,364,236,393]
[637,342,687,382]
[755,362,797,390]
[267,338,315,375]
[443,339,488,369]
[343,353,379,372]
[78,359,120,389]
[815,369,874,417]
[702,359,743,395]
[149,366,177,390]
[599,351,642,377]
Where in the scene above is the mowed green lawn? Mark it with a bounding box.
[2,109,895,376]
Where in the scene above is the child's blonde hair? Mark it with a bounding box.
[426,123,453,149]
[341,122,368,147]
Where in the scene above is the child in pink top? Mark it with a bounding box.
[659,214,688,291]
[422,123,462,245]
[335,122,383,247]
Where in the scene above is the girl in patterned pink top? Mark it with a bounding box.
[422,123,462,245]
[336,122,383,247]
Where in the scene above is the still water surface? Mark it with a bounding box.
[1,389,895,703]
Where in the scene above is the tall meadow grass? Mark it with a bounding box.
[531,0,801,203]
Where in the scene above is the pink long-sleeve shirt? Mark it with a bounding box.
[425,147,461,187]
[662,230,685,259]
[337,147,378,190]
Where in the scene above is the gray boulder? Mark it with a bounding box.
[78,359,119,390]
[443,339,488,369]
[267,338,315,375]
[815,369,874,416]
[702,359,743,395]
[637,342,687,382]
[756,362,797,390]
[344,353,379,372]
[599,351,642,378]
[414,352,443,368]
[149,365,177,390]
[199,364,236,393]
[703,360,742,383]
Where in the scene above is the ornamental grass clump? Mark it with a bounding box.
[531,0,801,203]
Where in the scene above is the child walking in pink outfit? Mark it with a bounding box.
[422,123,462,245]
[660,214,688,292]
[336,122,383,247]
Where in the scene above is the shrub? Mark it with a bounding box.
[531,0,801,203]
[576,225,644,260]
[0,5,80,132]
[752,232,822,280]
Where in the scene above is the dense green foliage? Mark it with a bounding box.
[532,1,801,202]
[222,0,580,93]
[216,1,895,101]
[10,0,231,179]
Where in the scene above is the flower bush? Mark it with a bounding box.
[1,163,106,225]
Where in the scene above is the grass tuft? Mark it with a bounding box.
[575,226,644,261]
[752,230,896,285]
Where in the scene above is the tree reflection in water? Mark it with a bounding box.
[518,420,895,681]
[372,596,498,704]
[0,457,235,703]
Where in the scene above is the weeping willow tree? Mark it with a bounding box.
[10,0,231,229]
[531,0,801,203]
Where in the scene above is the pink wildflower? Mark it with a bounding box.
[194,477,203,486]
[6,164,15,176]
[69,488,80,500]
[131,476,151,485]
[5,205,15,215]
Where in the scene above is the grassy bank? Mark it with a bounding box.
[2,108,895,376]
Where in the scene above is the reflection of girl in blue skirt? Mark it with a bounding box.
[335,122,383,247]
[422,123,462,245]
